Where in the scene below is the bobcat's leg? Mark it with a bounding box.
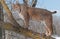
[24,14,29,28]
[45,25,50,36]
[24,19,29,28]
[42,21,49,36]
[45,16,53,36]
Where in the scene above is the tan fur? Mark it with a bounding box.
[12,3,57,36]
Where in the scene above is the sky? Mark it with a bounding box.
[36,0,60,16]
[36,0,60,10]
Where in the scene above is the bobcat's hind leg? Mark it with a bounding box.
[45,17,53,36]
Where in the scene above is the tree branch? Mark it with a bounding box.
[32,0,37,7]
[0,0,20,27]
[0,22,55,39]
[23,0,37,7]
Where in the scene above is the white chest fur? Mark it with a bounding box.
[19,13,24,20]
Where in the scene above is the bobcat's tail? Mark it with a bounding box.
[52,11,57,14]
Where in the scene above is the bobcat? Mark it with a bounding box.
[12,3,57,36]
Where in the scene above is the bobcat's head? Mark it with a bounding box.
[12,3,21,13]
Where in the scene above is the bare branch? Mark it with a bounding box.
[23,0,28,5]
[0,0,20,27]
[23,0,37,7]
[32,0,37,7]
